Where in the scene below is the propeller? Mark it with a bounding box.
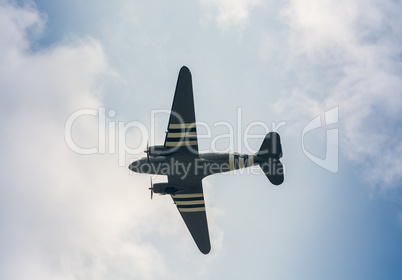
[149,177,154,199]
[144,140,150,163]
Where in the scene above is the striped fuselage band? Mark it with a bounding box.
[172,193,205,212]
[165,123,198,147]
[229,154,254,171]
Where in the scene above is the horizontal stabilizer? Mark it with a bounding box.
[257,132,284,185]
[257,132,282,158]
[259,157,284,185]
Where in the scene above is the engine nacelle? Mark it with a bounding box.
[152,183,177,195]
[148,145,174,156]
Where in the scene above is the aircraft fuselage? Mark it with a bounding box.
[129,152,258,180]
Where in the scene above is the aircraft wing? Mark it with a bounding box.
[166,67,209,253]
[171,181,211,254]
[164,66,198,155]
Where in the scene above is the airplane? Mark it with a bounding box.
[129,66,284,254]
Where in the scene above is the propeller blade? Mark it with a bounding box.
[149,177,153,199]
[146,141,150,163]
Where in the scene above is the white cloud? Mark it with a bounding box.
[274,0,402,189]
[0,2,171,279]
[2,1,401,278]
[0,0,45,53]
[198,0,263,28]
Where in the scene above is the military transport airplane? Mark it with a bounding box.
[129,66,284,254]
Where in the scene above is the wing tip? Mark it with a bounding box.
[199,243,211,255]
[180,65,191,74]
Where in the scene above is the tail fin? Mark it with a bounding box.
[256,132,284,185]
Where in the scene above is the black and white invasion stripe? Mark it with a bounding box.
[165,123,198,147]
[229,154,255,170]
[172,193,205,212]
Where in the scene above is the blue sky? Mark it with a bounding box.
[1,0,402,279]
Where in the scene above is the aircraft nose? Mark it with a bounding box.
[128,161,140,172]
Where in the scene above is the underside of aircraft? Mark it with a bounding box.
[129,66,284,254]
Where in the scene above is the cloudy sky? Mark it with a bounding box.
[1,0,402,279]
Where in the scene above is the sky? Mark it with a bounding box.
[1,0,402,279]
